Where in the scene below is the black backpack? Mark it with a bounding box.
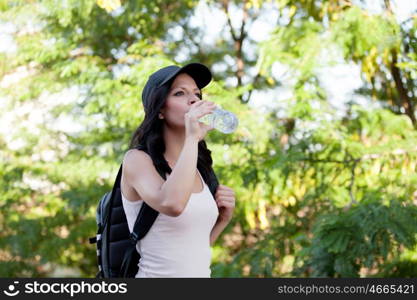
[89,162,162,278]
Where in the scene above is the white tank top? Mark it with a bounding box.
[121,170,219,278]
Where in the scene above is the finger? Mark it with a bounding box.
[218,187,235,193]
[187,110,214,122]
[216,190,235,197]
[192,100,214,108]
[199,102,215,110]
[191,101,214,112]
[217,185,233,191]
[191,100,206,107]
[216,196,235,203]
[200,101,215,105]
[197,102,216,112]
[201,123,214,132]
[194,107,216,119]
[216,201,235,208]
[215,194,235,201]
[188,101,206,112]
[216,187,234,193]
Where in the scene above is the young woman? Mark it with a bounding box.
[120,63,236,278]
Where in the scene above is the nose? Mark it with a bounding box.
[189,95,200,105]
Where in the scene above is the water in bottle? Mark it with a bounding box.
[199,107,238,134]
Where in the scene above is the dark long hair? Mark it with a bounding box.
[129,80,219,198]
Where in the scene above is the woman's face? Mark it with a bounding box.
[161,73,202,128]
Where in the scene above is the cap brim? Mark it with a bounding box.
[158,63,212,90]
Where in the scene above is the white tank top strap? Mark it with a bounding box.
[197,169,205,184]
[197,169,203,181]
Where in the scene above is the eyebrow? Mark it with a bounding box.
[172,86,201,92]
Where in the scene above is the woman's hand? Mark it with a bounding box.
[215,185,236,223]
[184,100,216,142]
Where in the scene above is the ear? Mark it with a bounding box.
[159,106,166,119]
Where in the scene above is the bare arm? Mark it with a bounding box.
[210,218,230,246]
[210,184,236,245]
[160,136,199,215]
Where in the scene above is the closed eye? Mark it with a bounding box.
[173,91,202,99]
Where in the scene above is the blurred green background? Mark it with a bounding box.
[1,0,417,277]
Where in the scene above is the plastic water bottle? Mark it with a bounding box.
[199,106,238,134]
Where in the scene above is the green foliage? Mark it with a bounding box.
[1,0,417,278]
[258,20,325,80]
[300,201,417,277]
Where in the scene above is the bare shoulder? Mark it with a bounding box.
[124,148,150,163]
[123,149,151,174]
[121,148,167,213]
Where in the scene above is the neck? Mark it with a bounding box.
[162,124,187,167]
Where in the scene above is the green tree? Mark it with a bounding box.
[1,0,416,278]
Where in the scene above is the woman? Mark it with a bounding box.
[120,63,236,278]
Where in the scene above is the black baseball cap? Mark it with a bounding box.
[141,63,212,111]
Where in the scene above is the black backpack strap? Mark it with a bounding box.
[130,202,159,242]
[110,164,123,200]
[120,202,159,277]
[102,164,123,228]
